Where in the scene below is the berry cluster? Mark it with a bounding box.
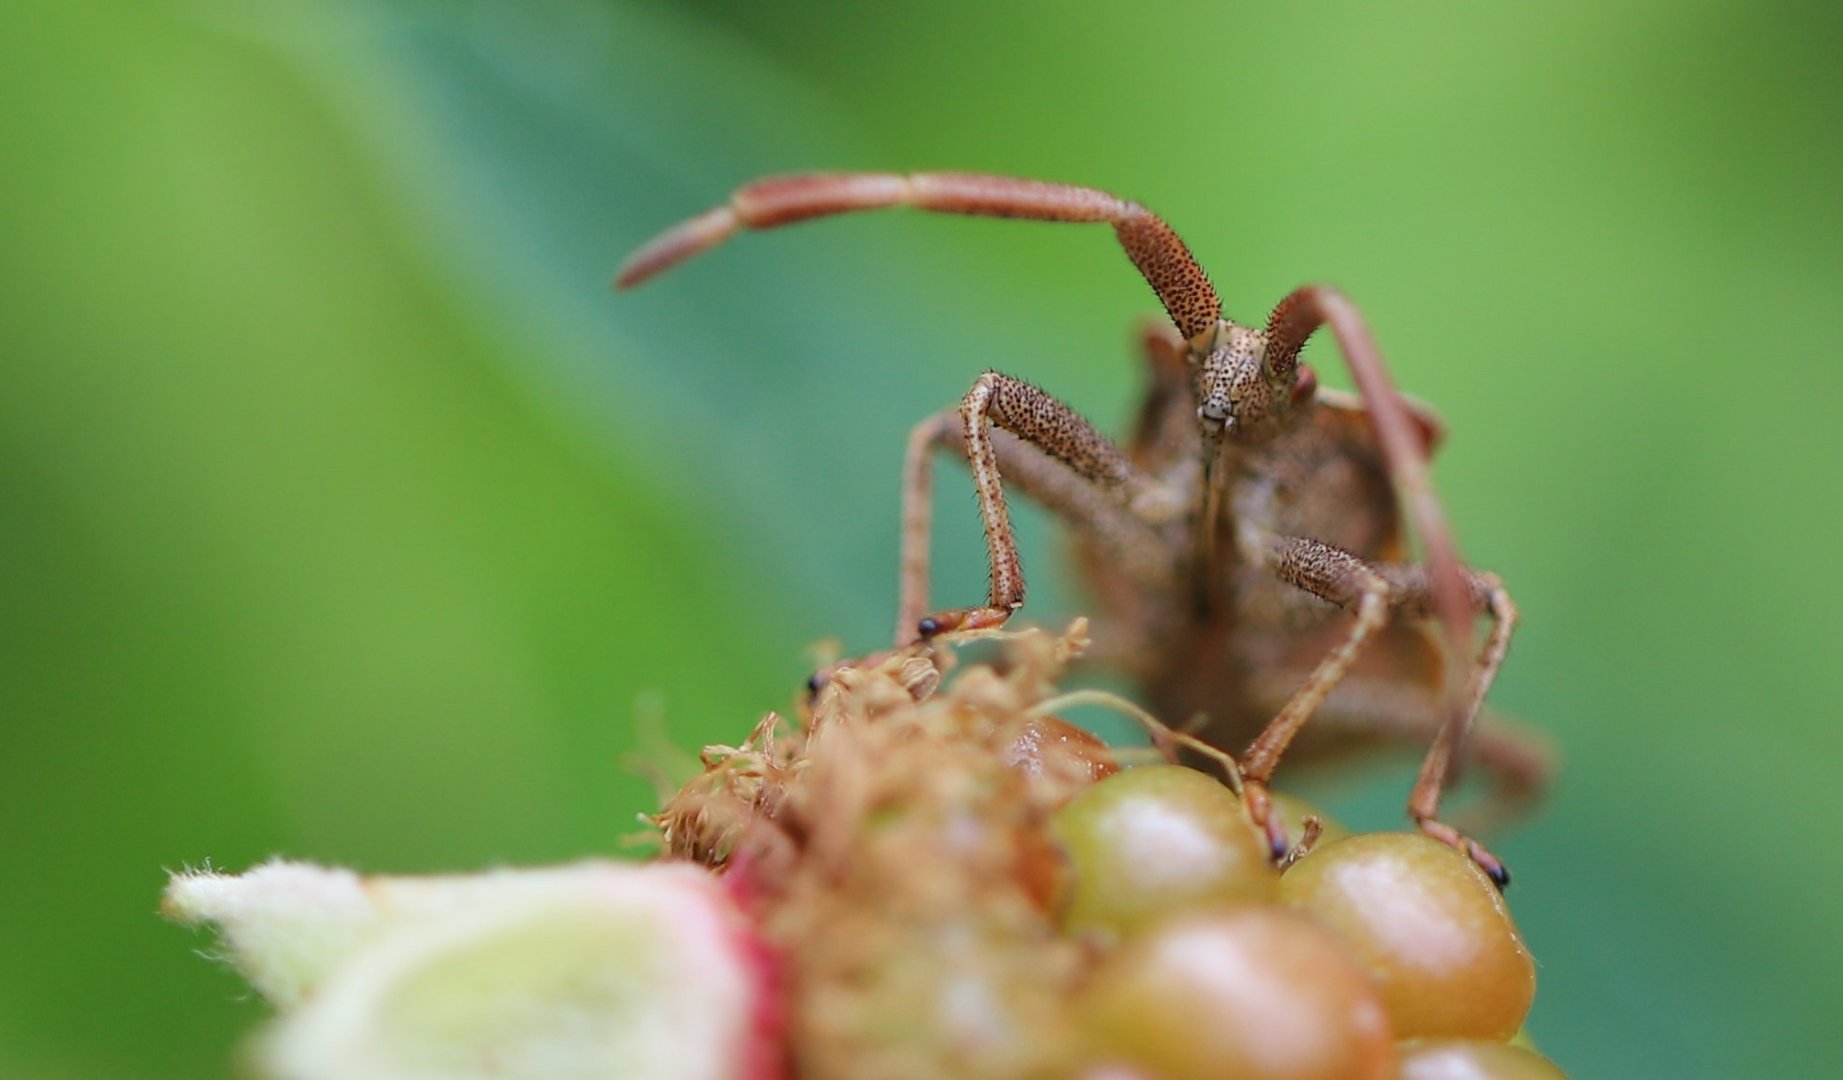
[654,622,1564,1080]
[1059,763,1552,1079]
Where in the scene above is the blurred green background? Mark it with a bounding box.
[4,1,1841,1076]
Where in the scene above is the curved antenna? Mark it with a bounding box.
[615,171,1223,342]
[1264,286,1474,711]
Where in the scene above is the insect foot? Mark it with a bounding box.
[1417,817,1512,889]
[1238,780,1297,866]
[912,604,1015,642]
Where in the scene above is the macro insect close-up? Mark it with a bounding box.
[616,171,1547,882]
[11,5,1843,1078]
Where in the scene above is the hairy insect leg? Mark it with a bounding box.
[1239,537,1395,858]
[895,410,957,644]
[616,171,1222,342]
[1243,539,1524,883]
[897,372,1166,643]
[1263,287,1523,882]
[1407,576,1520,882]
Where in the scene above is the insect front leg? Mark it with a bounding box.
[896,372,1167,643]
[1245,536,1523,884]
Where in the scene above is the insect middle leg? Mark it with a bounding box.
[896,372,1171,644]
[1241,536,1521,882]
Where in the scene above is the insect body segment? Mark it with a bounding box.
[618,171,1546,884]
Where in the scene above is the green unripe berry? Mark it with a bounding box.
[1051,764,1276,937]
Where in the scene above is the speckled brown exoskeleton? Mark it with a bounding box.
[615,172,1550,884]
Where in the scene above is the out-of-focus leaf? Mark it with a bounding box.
[260,0,1066,650]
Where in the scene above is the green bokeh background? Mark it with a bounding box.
[4,1,1840,1076]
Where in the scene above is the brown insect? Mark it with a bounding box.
[616,172,1549,884]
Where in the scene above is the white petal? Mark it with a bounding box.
[168,860,769,1080]
[164,859,374,1004]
